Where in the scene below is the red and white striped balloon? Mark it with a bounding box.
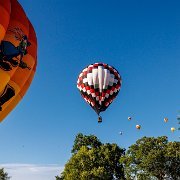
[77,62,122,121]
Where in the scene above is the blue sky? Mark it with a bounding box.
[0,0,180,179]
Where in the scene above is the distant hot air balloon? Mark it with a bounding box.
[136,125,141,130]
[0,0,37,122]
[164,118,168,123]
[77,62,122,123]
[171,127,175,132]
[128,117,131,120]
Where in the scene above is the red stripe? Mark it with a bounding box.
[85,86,90,90]
[87,67,93,72]
[114,72,119,77]
[106,89,110,94]
[95,92,99,96]
[116,84,120,89]
[102,92,106,97]
[111,86,115,91]
[83,71,87,76]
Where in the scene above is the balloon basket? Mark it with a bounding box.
[98,116,102,123]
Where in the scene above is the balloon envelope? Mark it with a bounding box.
[0,0,37,122]
[136,125,141,129]
[164,118,168,123]
[77,62,122,116]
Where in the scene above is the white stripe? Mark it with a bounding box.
[87,73,93,86]
[98,66,104,92]
[79,72,83,77]
[92,69,98,87]
[105,69,110,87]
[83,78,88,83]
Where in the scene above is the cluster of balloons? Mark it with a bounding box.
[0,1,177,135]
[164,117,176,132]
[128,116,141,130]
[119,117,141,135]
[0,0,37,122]
[119,116,177,135]
[77,63,178,136]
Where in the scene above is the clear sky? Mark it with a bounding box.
[0,0,180,179]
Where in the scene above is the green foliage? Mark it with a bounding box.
[57,133,125,180]
[56,134,180,179]
[0,168,10,180]
[55,175,62,180]
[71,133,102,153]
[165,141,180,179]
[120,136,180,180]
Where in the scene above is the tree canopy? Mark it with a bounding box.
[56,134,180,180]
[57,133,125,180]
[0,168,10,180]
[120,136,180,180]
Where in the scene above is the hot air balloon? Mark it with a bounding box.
[171,127,175,132]
[164,118,168,123]
[77,62,122,123]
[0,0,37,122]
[128,116,131,120]
[136,125,141,130]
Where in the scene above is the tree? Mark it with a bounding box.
[165,141,180,179]
[0,168,10,180]
[71,133,102,154]
[56,133,125,180]
[55,175,62,180]
[120,136,180,180]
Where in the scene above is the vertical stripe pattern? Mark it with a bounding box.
[77,63,122,115]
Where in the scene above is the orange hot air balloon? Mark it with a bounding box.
[136,125,141,130]
[0,0,37,122]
